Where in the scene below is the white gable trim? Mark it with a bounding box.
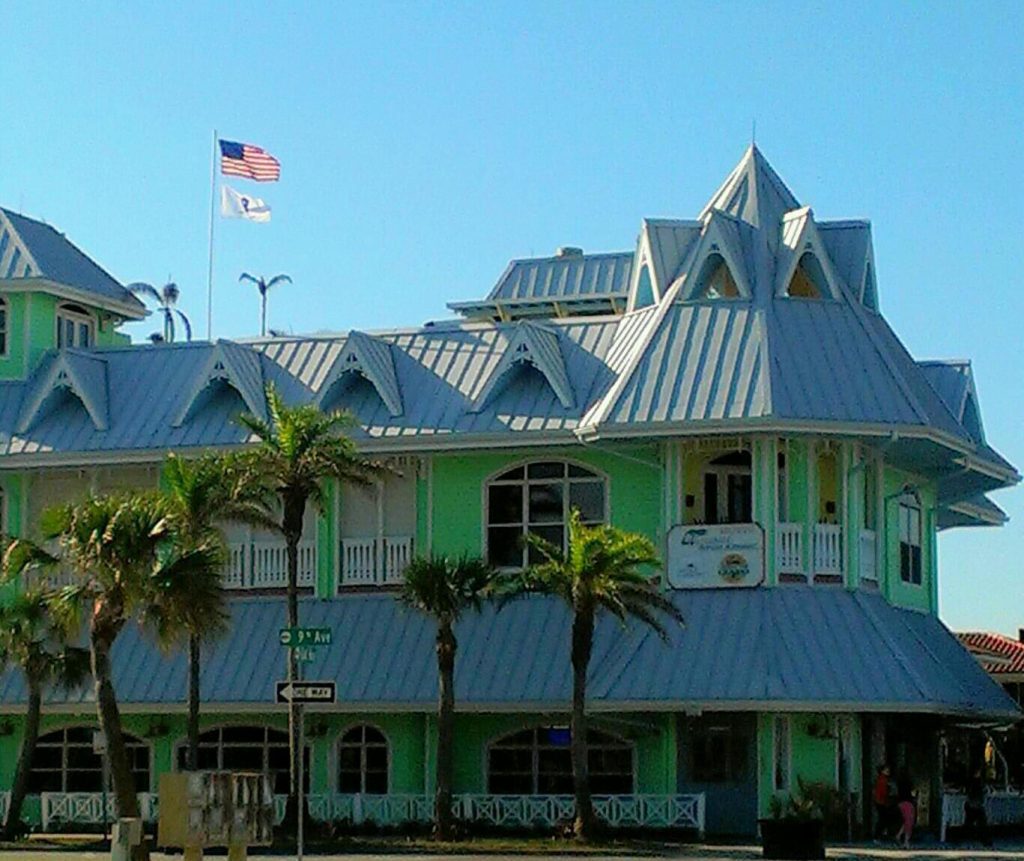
[775,208,843,300]
[0,210,40,280]
[676,212,752,300]
[626,236,660,313]
[317,331,403,418]
[471,321,575,411]
[18,353,108,433]
[174,344,265,427]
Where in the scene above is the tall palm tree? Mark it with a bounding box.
[400,555,500,840]
[510,510,683,840]
[232,385,379,823]
[0,589,89,837]
[7,493,225,861]
[239,273,291,337]
[161,453,265,771]
[128,282,193,343]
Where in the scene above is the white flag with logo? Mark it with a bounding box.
[220,185,271,222]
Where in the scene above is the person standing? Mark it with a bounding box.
[894,771,916,848]
[873,763,892,839]
[965,767,992,847]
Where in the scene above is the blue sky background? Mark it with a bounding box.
[0,2,1020,634]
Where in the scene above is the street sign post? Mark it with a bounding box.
[279,627,332,647]
[275,681,336,704]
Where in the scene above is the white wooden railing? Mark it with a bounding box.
[223,540,317,590]
[940,790,1024,841]
[40,792,157,830]
[776,523,803,574]
[304,793,704,833]
[858,529,877,582]
[339,536,413,589]
[812,524,843,576]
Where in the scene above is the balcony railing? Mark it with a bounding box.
[858,529,877,582]
[224,540,318,590]
[340,536,413,588]
[812,524,843,577]
[776,523,804,574]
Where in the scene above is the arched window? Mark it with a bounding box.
[486,461,606,569]
[338,725,389,794]
[692,254,739,299]
[488,726,633,795]
[56,303,95,348]
[634,264,655,309]
[0,297,8,356]
[786,253,828,299]
[701,451,752,524]
[29,727,150,793]
[175,726,308,794]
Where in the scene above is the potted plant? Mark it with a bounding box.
[759,780,828,860]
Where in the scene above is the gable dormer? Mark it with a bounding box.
[317,331,402,417]
[677,211,752,301]
[776,209,841,300]
[18,350,108,433]
[174,341,266,427]
[628,220,702,311]
[818,220,879,311]
[472,321,575,411]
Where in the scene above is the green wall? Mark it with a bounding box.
[881,466,936,612]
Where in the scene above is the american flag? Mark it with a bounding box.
[219,140,281,182]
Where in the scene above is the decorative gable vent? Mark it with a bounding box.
[472,321,575,412]
[678,211,751,301]
[174,341,266,427]
[776,208,840,300]
[18,351,109,433]
[317,331,402,418]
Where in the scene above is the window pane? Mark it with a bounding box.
[223,747,263,770]
[221,726,267,743]
[727,474,752,523]
[528,462,564,479]
[488,484,523,524]
[339,747,361,770]
[339,769,362,793]
[527,483,563,523]
[704,473,718,524]
[364,769,388,794]
[487,527,523,568]
[68,769,103,792]
[197,747,219,770]
[495,466,524,481]
[365,746,387,771]
[569,482,605,522]
[567,464,597,478]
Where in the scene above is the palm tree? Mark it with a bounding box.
[7,493,225,861]
[0,590,89,837]
[161,453,265,771]
[239,273,291,337]
[400,555,500,840]
[232,385,379,822]
[510,510,683,840]
[128,282,193,343]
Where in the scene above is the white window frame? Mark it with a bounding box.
[701,450,753,525]
[56,303,96,349]
[336,723,390,795]
[174,724,309,793]
[772,715,791,793]
[31,726,151,793]
[898,494,923,586]
[483,460,608,571]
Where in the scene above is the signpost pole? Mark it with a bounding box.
[297,699,305,861]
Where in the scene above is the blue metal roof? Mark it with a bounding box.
[0,208,144,315]
[1,589,1015,720]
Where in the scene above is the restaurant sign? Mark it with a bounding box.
[666,523,764,589]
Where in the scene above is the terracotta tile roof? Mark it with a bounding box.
[958,631,1024,675]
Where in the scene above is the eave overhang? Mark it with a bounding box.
[0,277,147,320]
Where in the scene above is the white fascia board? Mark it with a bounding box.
[0,278,147,320]
[677,213,752,300]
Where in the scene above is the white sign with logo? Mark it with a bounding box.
[666,523,764,589]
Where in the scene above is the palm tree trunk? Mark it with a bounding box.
[4,674,41,836]
[186,633,200,771]
[282,501,303,830]
[570,608,596,840]
[434,619,456,840]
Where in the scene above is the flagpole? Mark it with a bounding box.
[206,128,217,341]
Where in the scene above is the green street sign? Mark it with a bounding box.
[279,627,333,647]
[293,646,317,663]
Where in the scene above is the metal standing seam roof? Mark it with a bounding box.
[0,208,145,314]
[18,350,109,433]
[318,331,403,418]
[0,589,1015,720]
[485,252,634,302]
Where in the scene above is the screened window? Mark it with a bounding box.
[29,727,150,793]
[0,297,7,356]
[176,726,309,794]
[772,716,790,793]
[702,451,752,524]
[56,303,95,349]
[486,462,606,570]
[488,727,633,795]
[694,254,739,299]
[899,496,923,585]
[338,725,389,794]
[786,252,827,299]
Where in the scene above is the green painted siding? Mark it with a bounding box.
[881,466,936,613]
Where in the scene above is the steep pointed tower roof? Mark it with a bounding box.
[699,144,800,230]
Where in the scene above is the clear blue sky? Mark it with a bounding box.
[1,3,1020,634]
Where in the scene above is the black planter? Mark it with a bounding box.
[759,818,825,860]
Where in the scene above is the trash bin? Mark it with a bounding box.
[111,817,142,861]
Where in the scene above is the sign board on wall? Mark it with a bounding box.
[666,523,764,589]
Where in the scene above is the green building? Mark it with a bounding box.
[0,147,1017,837]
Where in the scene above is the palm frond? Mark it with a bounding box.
[175,309,192,342]
[127,282,163,305]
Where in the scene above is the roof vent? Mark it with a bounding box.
[556,246,583,258]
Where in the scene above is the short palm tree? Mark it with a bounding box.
[239,272,291,337]
[400,555,500,840]
[0,589,89,837]
[232,385,379,822]
[7,493,225,858]
[511,511,683,840]
[128,281,193,343]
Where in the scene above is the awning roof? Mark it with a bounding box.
[1,588,1017,720]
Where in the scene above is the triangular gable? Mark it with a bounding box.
[676,211,753,300]
[174,341,266,427]
[917,360,986,443]
[775,208,843,299]
[0,209,40,280]
[317,331,403,417]
[641,219,702,296]
[471,321,575,411]
[699,144,801,230]
[818,220,878,309]
[18,350,108,432]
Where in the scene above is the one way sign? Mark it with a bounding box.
[276,681,336,704]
